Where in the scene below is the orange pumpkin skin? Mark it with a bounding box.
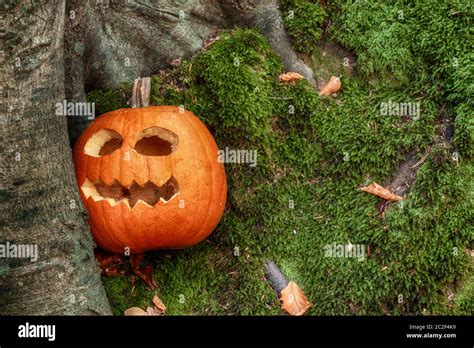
[73,106,226,253]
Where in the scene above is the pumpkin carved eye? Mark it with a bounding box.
[84,129,123,157]
[134,127,179,156]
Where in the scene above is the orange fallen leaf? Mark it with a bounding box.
[124,307,148,316]
[361,182,403,202]
[319,76,341,96]
[278,72,304,84]
[146,306,163,316]
[152,295,166,315]
[280,281,311,316]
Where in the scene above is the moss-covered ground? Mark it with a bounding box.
[87,1,473,315]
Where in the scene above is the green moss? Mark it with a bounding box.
[453,270,474,315]
[327,0,473,155]
[86,82,131,116]
[102,276,136,316]
[88,25,472,315]
[280,0,326,54]
[190,29,283,143]
[454,103,474,159]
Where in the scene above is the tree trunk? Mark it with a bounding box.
[0,0,111,315]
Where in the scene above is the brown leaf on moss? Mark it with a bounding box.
[280,281,311,316]
[124,307,149,316]
[103,267,124,276]
[145,306,163,316]
[130,253,145,270]
[361,182,403,202]
[319,76,341,96]
[134,265,157,289]
[152,295,166,315]
[203,35,221,50]
[95,250,123,267]
[278,72,304,84]
[170,58,181,67]
[94,249,125,276]
[130,253,157,289]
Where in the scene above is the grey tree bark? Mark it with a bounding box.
[0,0,111,315]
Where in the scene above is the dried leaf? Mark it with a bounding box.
[95,250,123,267]
[152,295,167,315]
[348,301,359,315]
[361,182,403,202]
[319,76,341,96]
[124,307,149,316]
[133,265,157,289]
[130,253,157,288]
[103,267,124,276]
[278,72,304,84]
[146,306,163,316]
[203,35,221,50]
[95,249,124,276]
[130,253,145,270]
[280,281,311,316]
[170,58,181,67]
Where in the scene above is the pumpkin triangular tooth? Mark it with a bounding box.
[81,179,97,199]
[106,198,120,207]
[98,176,120,187]
[165,192,179,203]
[122,199,131,209]
[134,199,153,208]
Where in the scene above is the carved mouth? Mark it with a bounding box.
[81,177,180,208]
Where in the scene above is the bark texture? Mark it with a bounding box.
[0,0,111,315]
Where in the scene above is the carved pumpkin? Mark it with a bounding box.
[73,106,226,253]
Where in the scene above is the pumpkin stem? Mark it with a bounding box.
[131,77,151,108]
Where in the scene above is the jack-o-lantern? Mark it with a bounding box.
[73,106,226,253]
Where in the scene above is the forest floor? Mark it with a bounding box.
[86,1,473,316]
